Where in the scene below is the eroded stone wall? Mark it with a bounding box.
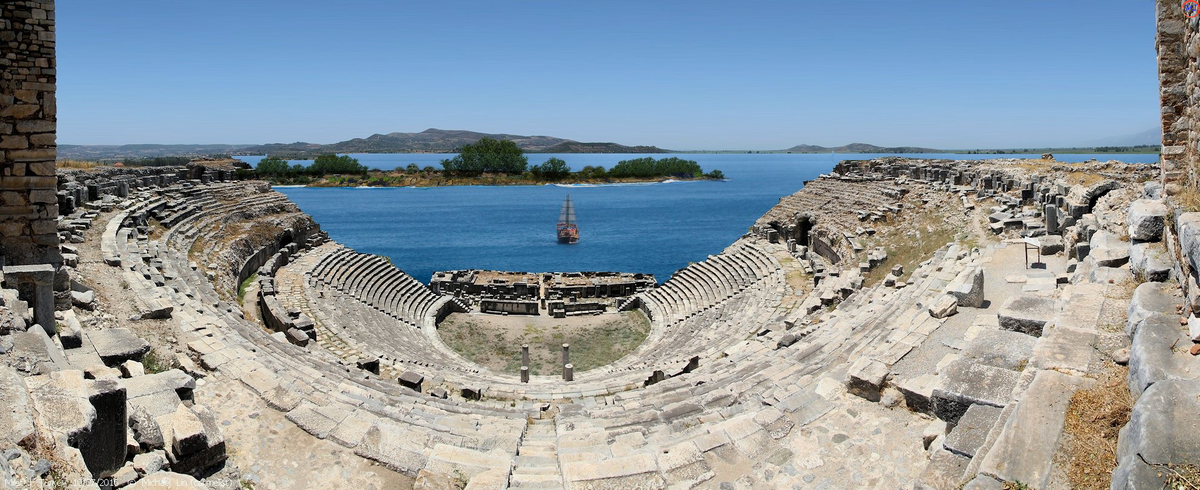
[0,1,59,266]
[1158,0,1200,185]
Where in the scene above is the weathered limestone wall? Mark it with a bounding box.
[1158,0,1200,184]
[0,1,60,267]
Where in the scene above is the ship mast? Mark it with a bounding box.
[559,195,575,225]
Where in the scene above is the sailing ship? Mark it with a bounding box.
[557,195,579,244]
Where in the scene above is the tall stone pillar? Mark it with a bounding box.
[561,343,570,366]
[1,1,61,270]
[520,344,530,383]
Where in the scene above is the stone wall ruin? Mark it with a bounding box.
[1,1,59,268]
[1158,0,1200,186]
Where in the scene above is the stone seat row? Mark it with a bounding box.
[307,247,441,326]
[639,240,779,324]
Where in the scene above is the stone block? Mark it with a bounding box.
[399,371,423,392]
[161,404,225,475]
[932,360,1019,424]
[960,328,1036,371]
[79,379,127,478]
[0,367,35,447]
[132,450,166,475]
[1128,199,1168,242]
[7,325,65,374]
[1128,313,1194,397]
[929,293,959,319]
[129,406,164,450]
[87,328,150,364]
[1089,230,1130,267]
[1126,282,1178,339]
[284,327,308,347]
[1037,235,1064,255]
[1130,241,1173,282]
[1112,379,1200,490]
[997,295,1057,336]
[898,373,937,415]
[355,419,430,475]
[978,370,1091,489]
[946,267,985,308]
[846,357,888,402]
[943,404,1001,458]
[915,448,969,490]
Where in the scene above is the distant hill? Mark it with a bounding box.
[534,141,668,154]
[1086,127,1161,147]
[235,128,666,156]
[784,142,942,153]
[58,144,247,160]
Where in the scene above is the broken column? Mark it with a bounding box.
[520,344,530,383]
[1044,204,1058,234]
[563,363,573,382]
[562,343,570,367]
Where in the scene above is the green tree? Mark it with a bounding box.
[308,154,367,175]
[536,157,570,179]
[440,137,528,175]
[255,156,290,176]
[405,163,419,174]
[608,157,703,178]
[422,166,435,174]
[706,169,725,179]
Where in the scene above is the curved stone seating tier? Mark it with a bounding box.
[75,159,1160,487]
[246,235,795,405]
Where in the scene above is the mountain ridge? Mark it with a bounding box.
[235,128,668,156]
[783,142,942,153]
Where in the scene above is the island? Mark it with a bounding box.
[250,138,725,187]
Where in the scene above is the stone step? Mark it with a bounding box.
[511,463,561,475]
[977,369,1092,488]
[509,473,565,488]
[515,455,558,467]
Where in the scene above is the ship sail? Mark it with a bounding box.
[559,195,576,224]
[557,195,579,244]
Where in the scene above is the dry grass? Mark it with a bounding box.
[1061,361,1132,489]
[1177,184,1200,213]
[862,196,966,287]
[439,311,651,375]
[1157,464,1200,489]
[56,159,99,169]
[1063,171,1109,187]
[1012,161,1107,187]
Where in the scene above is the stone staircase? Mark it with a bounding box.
[510,418,565,488]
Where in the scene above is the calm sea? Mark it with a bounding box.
[236,153,1158,283]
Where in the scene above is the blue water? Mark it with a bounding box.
[245,152,1159,283]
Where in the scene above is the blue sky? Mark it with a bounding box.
[57,1,1158,150]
